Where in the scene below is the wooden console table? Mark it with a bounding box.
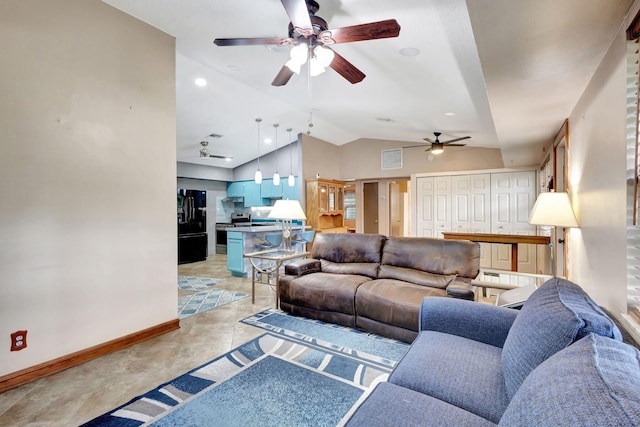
[442,232,551,272]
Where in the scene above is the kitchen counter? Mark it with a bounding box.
[227,225,305,277]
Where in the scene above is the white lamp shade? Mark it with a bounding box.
[309,57,326,76]
[314,46,335,67]
[273,172,280,186]
[268,199,307,220]
[288,174,295,187]
[528,192,578,227]
[254,169,262,184]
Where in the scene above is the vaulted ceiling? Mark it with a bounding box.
[103,0,633,169]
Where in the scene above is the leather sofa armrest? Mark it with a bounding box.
[419,297,519,348]
[446,278,475,300]
[284,258,321,277]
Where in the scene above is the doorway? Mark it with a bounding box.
[363,182,379,234]
[389,181,410,237]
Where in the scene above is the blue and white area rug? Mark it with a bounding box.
[177,276,247,319]
[242,309,410,368]
[81,333,392,427]
[178,289,248,320]
[178,276,224,291]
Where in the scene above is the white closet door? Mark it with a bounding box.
[433,176,452,238]
[490,171,537,272]
[416,177,435,237]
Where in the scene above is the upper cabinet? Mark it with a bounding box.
[306,178,346,232]
[227,178,299,207]
[260,178,283,199]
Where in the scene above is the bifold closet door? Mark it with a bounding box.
[490,171,537,273]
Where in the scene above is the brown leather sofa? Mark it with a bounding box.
[278,233,480,342]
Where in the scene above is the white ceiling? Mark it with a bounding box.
[103,0,632,169]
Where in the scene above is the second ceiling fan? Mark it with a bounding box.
[213,0,401,86]
[405,132,471,155]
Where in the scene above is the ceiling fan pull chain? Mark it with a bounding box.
[307,45,314,135]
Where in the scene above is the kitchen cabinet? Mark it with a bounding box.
[227,181,244,198]
[227,231,245,276]
[282,177,299,200]
[242,182,261,207]
[260,178,283,199]
[306,178,346,232]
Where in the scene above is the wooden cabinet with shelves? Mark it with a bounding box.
[306,178,346,232]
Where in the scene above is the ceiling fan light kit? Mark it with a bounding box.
[213,0,401,86]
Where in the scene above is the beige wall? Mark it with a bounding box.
[566,2,636,329]
[0,0,177,376]
[337,138,505,180]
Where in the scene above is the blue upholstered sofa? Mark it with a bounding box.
[342,278,640,426]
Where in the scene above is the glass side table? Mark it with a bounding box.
[472,269,553,307]
[244,249,309,308]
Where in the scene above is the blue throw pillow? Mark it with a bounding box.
[501,278,622,399]
[499,334,640,426]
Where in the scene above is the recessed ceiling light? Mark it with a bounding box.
[445,112,456,116]
[225,157,232,162]
[264,138,272,144]
[399,47,420,57]
[194,78,207,87]
[228,65,242,72]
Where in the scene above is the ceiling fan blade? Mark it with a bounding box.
[272,65,295,86]
[320,19,401,44]
[281,0,313,34]
[402,143,430,149]
[442,136,471,144]
[328,49,365,84]
[444,144,466,147]
[214,37,294,47]
[423,138,435,143]
[207,154,232,160]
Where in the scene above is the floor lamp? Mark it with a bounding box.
[268,200,307,250]
[528,191,579,277]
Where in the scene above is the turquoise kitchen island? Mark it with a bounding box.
[227,224,305,277]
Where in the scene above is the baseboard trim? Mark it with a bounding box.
[0,318,180,393]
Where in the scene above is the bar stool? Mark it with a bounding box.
[255,232,283,250]
[291,230,315,252]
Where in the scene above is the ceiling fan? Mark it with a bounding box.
[198,141,232,161]
[405,132,471,154]
[213,0,401,86]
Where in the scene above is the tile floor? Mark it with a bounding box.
[0,254,276,426]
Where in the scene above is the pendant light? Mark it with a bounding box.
[254,118,262,184]
[272,123,280,186]
[287,128,295,187]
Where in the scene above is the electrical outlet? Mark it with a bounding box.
[11,330,27,351]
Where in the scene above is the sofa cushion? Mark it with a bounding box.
[321,260,380,279]
[501,277,623,399]
[499,334,640,426]
[381,237,480,279]
[312,233,385,262]
[355,279,447,332]
[280,272,372,315]
[389,331,509,423]
[343,382,496,427]
[378,265,456,289]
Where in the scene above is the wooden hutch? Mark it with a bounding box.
[306,178,346,233]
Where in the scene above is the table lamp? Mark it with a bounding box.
[268,200,307,250]
[528,191,579,276]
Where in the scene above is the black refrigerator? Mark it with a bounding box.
[177,189,207,264]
